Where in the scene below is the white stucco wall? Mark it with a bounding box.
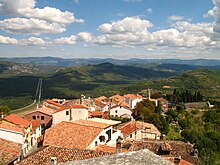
[0,128,24,144]
[110,106,132,118]
[87,126,115,149]
[52,108,89,125]
[122,129,160,140]
[131,98,143,109]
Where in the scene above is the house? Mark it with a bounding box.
[24,106,54,132]
[119,121,161,140]
[52,104,89,125]
[124,94,143,109]
[44,120,116,150]
[109,94,125,104]
[43,99,62,110]
[30,120,42,147]
[110,104,132,119]
[16,146,112,165]
[0,114,33,155]
[0,138,22,165]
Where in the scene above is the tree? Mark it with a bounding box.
[0,105,11,116]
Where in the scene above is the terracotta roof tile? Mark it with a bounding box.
[46,100,62,107]
[90,111,103,117]
[164,157,193,165]
[43,121,103,149]
[129,140,201,165]
[94,100,107,108]
[73,119,111,129]
[3,114,30,128]
[25,107,55,116]
[119,121,160,137]
[124,94,143,100]
[54,104,88,113]
[17,146,112,165]
[0,138,22,164]
[30,120,41,132]
[95,145,129,153]
[109,94,125,102]
[0,123,24,134]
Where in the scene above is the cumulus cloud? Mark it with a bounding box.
[0,18,66,35]
[54,35,77,45]
[0,35,17,44]
[75,16,219,54]
[0,0,84,35]
[20,37,46,46]
[206,0,220,33]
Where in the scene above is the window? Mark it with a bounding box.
[37,116,39,118]
[66,111,69,115]
[95,141,98,146]
[130,134,132,138]
[115,110,118,113]
[99,136,105,142]
[32,116,36,120]
[41,116,44,120]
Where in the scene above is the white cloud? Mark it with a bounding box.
[20,37,46,46]
[0,35,17,44]
[147,8,153,14]
[0,0,84,35]
[98,17,153,34]
[77,32,93,42]
[54,35,77,45]
[168,15,185,21]
[206,0,220,33]
[0,18,66,35]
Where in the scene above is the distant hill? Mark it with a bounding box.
[142,68,220,98]
[0,61,58,77]
[1,56,220,66]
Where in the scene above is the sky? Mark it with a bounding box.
[0,0,219,59]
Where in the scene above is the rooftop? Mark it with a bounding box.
[128,140,200,165]
[90,111,103,117]
[0,138,22,164]
[17,146,112,165]
[119,121,161,137]
[3,114,30,128]
[43,121,103,150]
[73,119,111,129]
[45,100,62,107]
[124,94,143,100]
[25,106,55,116]
[61,149,174,165]
[54,104,88,113]
[95,145,129,153]
[88,118,121,126]
[0,123,24,134]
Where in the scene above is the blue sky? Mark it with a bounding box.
[0,0,219,59]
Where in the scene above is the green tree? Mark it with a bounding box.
[0,105,11,116]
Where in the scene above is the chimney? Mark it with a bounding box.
[50,157,57,165]
[80,94,85,105]
[174,156,181,165]
[116,137,122,153]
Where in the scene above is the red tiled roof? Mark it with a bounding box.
[0,138,22,164]
[25,106,55,116]
[0,123,24,134]
[94,100,107,108]
[73,119,111,129]
[110,104,131,110]
[124,94,142,100]
[30,120,41,132]
[109,94,125,102]
[95,96,107,101]
[43,121,103,149]
[90,111,103,117]
[95,145,129,153]
[54,104,88,113]
[17,146,112,165]
[46,100,62,107]
[3,114,30,128]
[119,121,160,137]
